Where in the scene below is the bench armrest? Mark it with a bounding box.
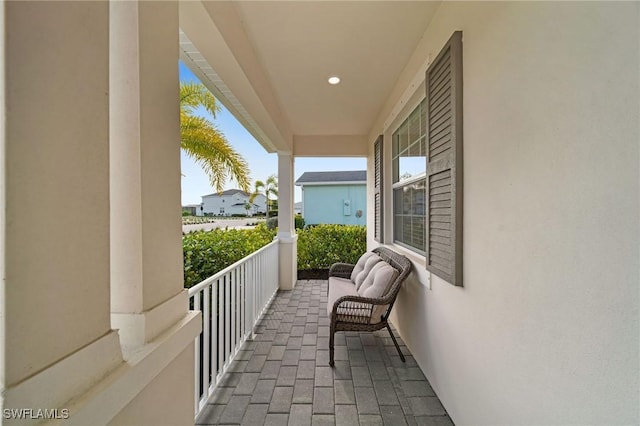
[331,294,394,325]
[328,263,355,279]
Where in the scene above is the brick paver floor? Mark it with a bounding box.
[196,280,453,426]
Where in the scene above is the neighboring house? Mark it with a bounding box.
[295,171,366,226]
[294,202,302,215]
[182,204,200,216]
[201,189,266,216]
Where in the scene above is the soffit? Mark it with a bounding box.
[233,1,440,136]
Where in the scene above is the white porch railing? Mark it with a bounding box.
[188,240,279,417]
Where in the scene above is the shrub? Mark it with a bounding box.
[266,216,278,230]
[183,223,276,288]
[265,215,304,230]
[297,224,366,270]
[269,209,278,218]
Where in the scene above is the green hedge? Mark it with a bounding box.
[297,224,366,270]
[183,223,276,288]
[182,223,366,288]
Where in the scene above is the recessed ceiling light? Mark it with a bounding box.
[328,76,341,85]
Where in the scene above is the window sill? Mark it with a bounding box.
[382,243,431,290]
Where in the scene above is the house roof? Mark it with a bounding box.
[202,189,251,198]
[295,170,366,186]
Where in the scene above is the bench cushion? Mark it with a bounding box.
[354,255,382,290]
[360,262,398,299]
[361,263,399,323]
[349,252,377,282]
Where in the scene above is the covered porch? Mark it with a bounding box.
[1,1,637,425]
[196,280,450,426]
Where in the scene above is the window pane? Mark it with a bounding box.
[392,133,399,158]
[393,179,426,253]
[411,217,425,250]
[402,187,411,214]
[392,101,428,254]
[408,111,420,146]
[393,102,427,183]
[398,122,408,154]
[412,180,426,215]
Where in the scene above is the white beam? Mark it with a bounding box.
[293,135,369,157]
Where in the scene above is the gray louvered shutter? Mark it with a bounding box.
[425,31,463,286]
[374,135,383,242]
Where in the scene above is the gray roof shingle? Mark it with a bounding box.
[295,170,366,185]
[202,189,251,198]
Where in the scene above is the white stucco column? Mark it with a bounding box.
[1,1,124,419]
[109,1,188,351]
[277,152,297,290]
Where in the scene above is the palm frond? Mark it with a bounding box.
[181,112,250,192]
[180,82,220,118]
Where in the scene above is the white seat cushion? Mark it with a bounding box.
[327,276,372,324]
[327,276,359,318]
[354,255,382,290]
[349,252,377,282]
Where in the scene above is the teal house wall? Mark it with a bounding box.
[302,184,366,226]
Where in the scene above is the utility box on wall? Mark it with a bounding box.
[343,199,351,216]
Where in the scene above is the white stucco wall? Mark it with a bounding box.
[2,1,114,387]
[369,2,639,424]
[108,346,194,426]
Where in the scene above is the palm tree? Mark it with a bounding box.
[180,82,250,192]
[250,175,278,218]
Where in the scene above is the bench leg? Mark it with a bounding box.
[329,323,335,367]
[386,323,405,362]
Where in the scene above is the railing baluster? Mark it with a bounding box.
[224,273,233,367]
[218,278,224,378]
[211,280,217,391]
[202,286,210,404]
[193,291,201,415]
[239,263,247,341]
[231,269,236,357]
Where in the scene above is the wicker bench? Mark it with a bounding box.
[327,247,412,366]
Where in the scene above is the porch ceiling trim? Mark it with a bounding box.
[179,31,276,153]
[293,135,368,157]
[179,1,293,153]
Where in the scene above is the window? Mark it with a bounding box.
[392,100,427,253]
[389,31,463,286]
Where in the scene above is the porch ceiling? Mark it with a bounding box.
[180,1,440,155]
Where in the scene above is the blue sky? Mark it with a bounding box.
[179,61,366,205]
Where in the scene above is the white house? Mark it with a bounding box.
[201,189,266,216]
